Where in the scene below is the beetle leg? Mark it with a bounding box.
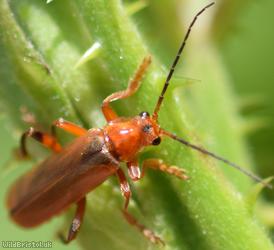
[116,168,164,245]
[59,197,86,244]
[67,197,86,243]
[51,118,87,137]
[141,158,188,180]
[102,56,152,122]
[20,127,62,157]
[127,160,141,181]
[116,168,131,209]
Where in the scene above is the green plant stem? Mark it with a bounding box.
[74,0,273,249]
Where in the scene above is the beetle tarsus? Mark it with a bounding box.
[122,209,165,246]
[143,228,165,246]
[141,159,189,180]
[20,127,62,157]
[67,218,81,242]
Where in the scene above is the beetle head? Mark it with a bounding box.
[104,112,161,161]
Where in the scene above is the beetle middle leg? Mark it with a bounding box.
[20,127,62,157]
[19,118,86,158]
[102,56,152,122]
[58,197,86,244]
[51,118,87,137]
[116,168,164,245]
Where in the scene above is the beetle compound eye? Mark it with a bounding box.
[152,137,161,145]
[139,111,150,118]
[143,125,152,133]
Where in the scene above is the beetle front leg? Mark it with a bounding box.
[59,197,86,244]
[102,56,151,122]
[141,159,188,180]
[20,127,62,158]
[116,168,164,245]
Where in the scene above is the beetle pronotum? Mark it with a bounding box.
[6,2,270,246]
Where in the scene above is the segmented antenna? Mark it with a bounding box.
[153,2,215,120]
[162,130,272,189]
[151,2,271,188]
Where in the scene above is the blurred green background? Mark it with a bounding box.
[0,0,274,249]
[217,0,274,185]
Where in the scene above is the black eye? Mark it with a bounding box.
[152,137,161,145]
[143,125,151,133]
[139,111,150,118]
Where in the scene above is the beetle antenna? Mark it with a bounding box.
[161,130,272,189]
[153,2,215,120]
